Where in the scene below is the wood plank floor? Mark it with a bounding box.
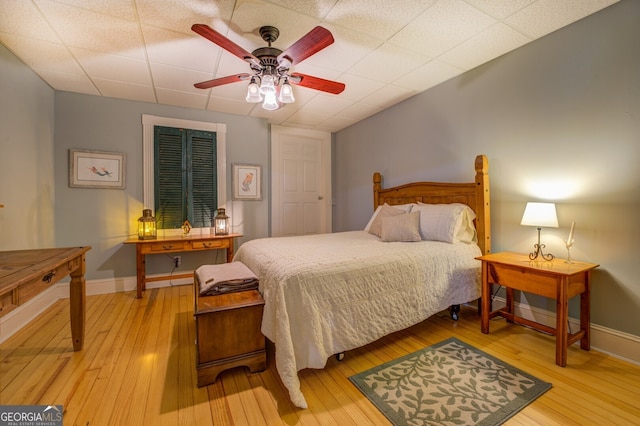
[1,284,639,425]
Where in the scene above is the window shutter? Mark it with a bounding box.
[188,130,217,228]
[155,126,186,229]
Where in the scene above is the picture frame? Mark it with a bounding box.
[69,149,126,189]
[232,163,261,200]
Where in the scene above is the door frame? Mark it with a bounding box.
[270,125,332,236]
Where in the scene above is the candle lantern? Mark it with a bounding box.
[214,208,230,236]
[138,209,157,240]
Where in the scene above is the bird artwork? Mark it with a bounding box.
[241,172,254,192]
[88,166,113,177]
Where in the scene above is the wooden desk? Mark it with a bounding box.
[124,233,241,299]
[0,246,91,351]
[477,252,599,367]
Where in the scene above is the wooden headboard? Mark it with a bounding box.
[373,154,491,255]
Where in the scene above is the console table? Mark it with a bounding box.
[477,252,599,367]
[124,233,241,299]
[0,246,91,351]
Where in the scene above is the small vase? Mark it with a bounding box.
[565,246,573,264]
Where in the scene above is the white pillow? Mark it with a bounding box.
[380,211,422,242]
[412,203,477,243]
[364,203,413,233]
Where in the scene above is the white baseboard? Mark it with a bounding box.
[2,280,639,366]
[490,297,640,365]
[0,284,68,345]
[85,275,193,295]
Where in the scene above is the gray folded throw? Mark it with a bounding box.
[196,262,259,296]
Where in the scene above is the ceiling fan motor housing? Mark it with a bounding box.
[251,46,288,83]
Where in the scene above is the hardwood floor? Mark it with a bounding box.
[1,284,639,425]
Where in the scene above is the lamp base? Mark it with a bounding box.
[528,243,555,261]
[528,227,555,261]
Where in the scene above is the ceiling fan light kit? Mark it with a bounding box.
[192,24,345,111]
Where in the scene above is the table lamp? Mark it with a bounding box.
[520,202,558,260]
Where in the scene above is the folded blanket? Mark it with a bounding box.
[196,262,259,296]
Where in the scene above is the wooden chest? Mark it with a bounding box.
[194,287,266,386]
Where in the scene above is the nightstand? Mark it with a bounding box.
[476,252,599,367]
[194,288,266,386]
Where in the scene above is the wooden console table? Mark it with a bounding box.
[477,252,599,367]
[124,234,241,299]
[0,246,91,351]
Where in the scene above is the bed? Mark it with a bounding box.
[233,154,491,408]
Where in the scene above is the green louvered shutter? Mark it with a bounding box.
[154,126,217,229]
[188,130,217,228]
[155,126,186,229]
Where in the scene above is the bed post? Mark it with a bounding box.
[373,172,382,211]
[474,155,491,255]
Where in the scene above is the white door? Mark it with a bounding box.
[271,125,331,237]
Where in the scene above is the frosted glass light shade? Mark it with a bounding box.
[262,92,279,110]
[521,202,559,227]
[259,74,276,95]
[278,79,295,103]
[245,78,263,103]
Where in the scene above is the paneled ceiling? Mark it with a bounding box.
[0,0,618,132]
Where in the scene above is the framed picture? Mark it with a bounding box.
[232,163,261,200]
[69,149,126,189]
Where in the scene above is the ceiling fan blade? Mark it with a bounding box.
[194,73,251,89]
[192,24,261,67]
[290,73,345,94]
[277,26,334,66]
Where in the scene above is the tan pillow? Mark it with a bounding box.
[367,203,406,237]
[380,211,422,242]
[412,203,477,243]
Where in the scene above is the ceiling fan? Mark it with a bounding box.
[191,24,346,110]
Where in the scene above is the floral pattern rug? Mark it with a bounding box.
[349,337,551,425]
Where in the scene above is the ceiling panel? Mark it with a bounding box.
[0,0,620,132]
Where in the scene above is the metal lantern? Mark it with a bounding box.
[138,209,157,240]
[214,208,230,236]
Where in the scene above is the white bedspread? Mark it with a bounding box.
[233,231,482,408]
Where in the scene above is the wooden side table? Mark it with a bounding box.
[477,252,599,367]
[194,288,266,386]
[123,233,241,298]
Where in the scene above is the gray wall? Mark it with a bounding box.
[0,44,55,250]
[334,0,640,337]
[52,92,270,280]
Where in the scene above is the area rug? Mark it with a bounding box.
[349,337,551,425]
